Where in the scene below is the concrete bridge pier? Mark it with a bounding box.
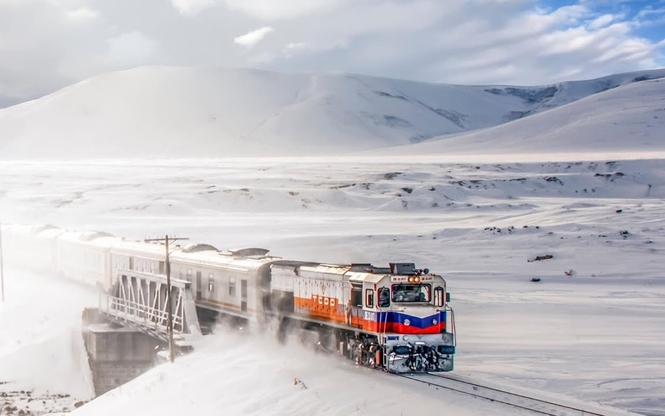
[82,308,166,396]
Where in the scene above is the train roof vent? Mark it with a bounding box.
[79,231,115,242]
[227,248,270,257]
[182,243,219,253]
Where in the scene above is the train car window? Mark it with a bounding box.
[229,276,236,297]
[159,261,165,274]
[434,287,444,307]
[378,287,391,308]
[186,269,192,278]
[365,289,374,308]
[208,273,214,292]
[391,284,432,303]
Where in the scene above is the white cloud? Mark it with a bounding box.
[65,7,99,22]
[224,0,346,20]
[233,26,274,48]
[170,0,216,16]
[105,32,157,66]
[282,41,347,58]
[588,14,614,30]
[0,0,664,103]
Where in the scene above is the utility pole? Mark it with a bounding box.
[0,222,5,303]
[144,234,188,363]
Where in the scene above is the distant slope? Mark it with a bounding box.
[0,66,664,159]
[480,70,665,121]
[381,78,665,156]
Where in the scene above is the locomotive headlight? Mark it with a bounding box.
[404,319,410,326]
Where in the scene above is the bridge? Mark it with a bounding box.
[99,268,203,345]
[83,269,203,395]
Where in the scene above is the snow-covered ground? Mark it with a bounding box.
[0,268,98,414]
[0,155,663,415]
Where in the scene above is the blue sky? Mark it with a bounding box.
[0,0,664,105]
[542,0,665,43]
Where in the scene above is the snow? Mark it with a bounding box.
[379,77,665,156]
[0,66,664,159]
[1,154,664,416]
[0,269,98,414]
[1,66,664,415]
[68,331,517,416]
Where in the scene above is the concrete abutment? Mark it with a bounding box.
[82,308,166,396]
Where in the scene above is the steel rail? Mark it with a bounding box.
[396,373,608,416]
[429,374,608,416]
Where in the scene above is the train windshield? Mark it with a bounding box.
[391,284,431,303]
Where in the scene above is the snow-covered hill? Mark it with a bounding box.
[1,66,663,159]
[379,77,665,156]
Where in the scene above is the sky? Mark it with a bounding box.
[0,0,664,106]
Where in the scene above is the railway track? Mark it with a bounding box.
[398,373,610,416]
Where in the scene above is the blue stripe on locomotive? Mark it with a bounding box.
[370,310,447,329]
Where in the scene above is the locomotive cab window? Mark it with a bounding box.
[434,287,444,307]
[365,289,374,308]
[378,287,391,308]
[391,284,431,303]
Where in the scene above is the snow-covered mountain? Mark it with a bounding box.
[0,66,663,159]
[379,77,665,156]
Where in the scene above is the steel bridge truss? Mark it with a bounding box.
[101,269,202,345]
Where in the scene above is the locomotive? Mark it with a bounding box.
[1,223,456,373]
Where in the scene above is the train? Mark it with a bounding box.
[0,223,456,373]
